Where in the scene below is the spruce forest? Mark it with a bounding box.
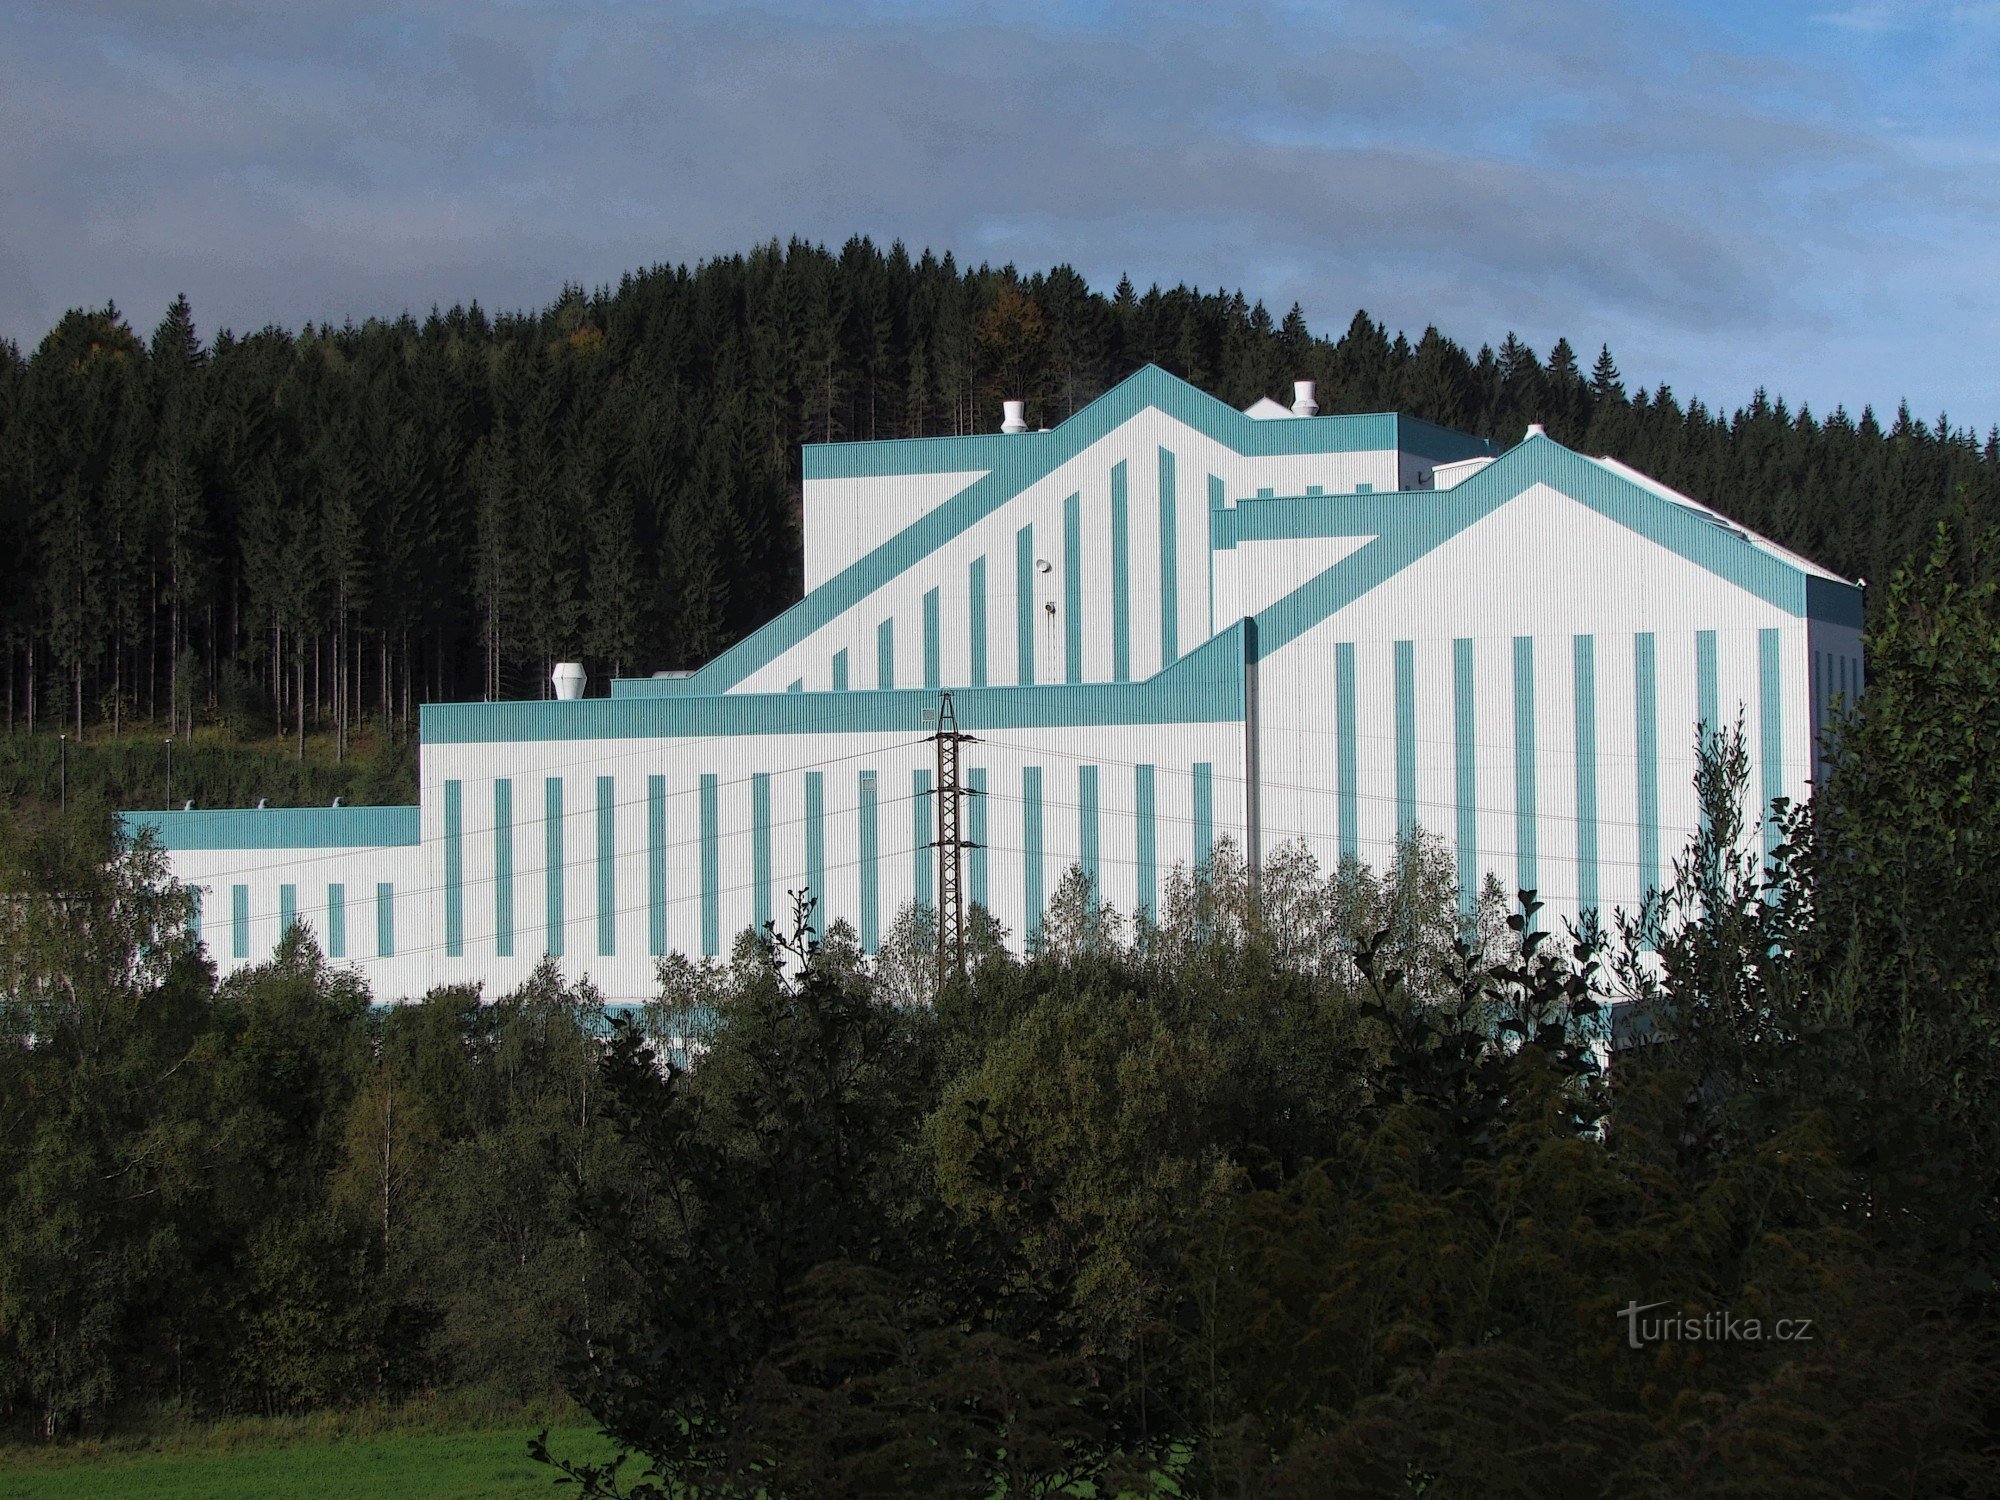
[3,235,1996,759]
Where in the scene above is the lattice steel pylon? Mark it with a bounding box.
[929,691,980,993]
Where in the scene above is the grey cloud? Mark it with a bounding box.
[0,0,1994,420]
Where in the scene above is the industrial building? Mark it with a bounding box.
[126,365,1865,1001]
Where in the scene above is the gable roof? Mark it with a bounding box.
[1241,433,1863,660]
[619,365,1494,697]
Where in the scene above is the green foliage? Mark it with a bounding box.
[543,900,939,1496]
[8,530,2000,1492]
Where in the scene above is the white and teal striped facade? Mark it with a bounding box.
[126,367,1863,1001]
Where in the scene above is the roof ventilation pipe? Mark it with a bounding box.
[1291,380,1318,417]
[1001,400,1029,434]
[1525,422,1547,439]
[552,661,586,700]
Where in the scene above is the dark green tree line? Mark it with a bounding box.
[3,243,1995,753]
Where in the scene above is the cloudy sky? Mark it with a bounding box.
[3,0,1995,424]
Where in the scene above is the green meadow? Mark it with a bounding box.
[0,1409,620,1500]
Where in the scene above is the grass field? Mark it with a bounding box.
[0,1410,622,1500]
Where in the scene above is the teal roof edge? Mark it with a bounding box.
[622,365,1488,697]
[121,805,421,851]
[799,365,1480,480]
[426,622,1249,745]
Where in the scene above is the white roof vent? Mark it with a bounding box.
[1525,422,1546,439]
[552,662,586,700]
[1000,399,1028,434]
[1292,380,1318,417]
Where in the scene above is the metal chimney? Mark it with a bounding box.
[1291,380,1318,417]
[552,662,586,700]
[1001,399,1029,434]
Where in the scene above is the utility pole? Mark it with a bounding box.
[928,691,980,993]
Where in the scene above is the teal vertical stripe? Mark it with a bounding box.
[1696,628,1720,840]
[967,767,989,911]
[544,778,565,958]
[752,772,772,935]
[1759,627,1784,865]
[280,883,297,939]
[375,882,393,957]
[804,770,825,935]
[832,648,849,692]
[327,883,345,959]
[1063,490,1082,683]
[1015,523,1036,686]
[1023,766,1045,941]
[859,770,879,952]
[1573,636,1600,915]
[922,587,941,689]
[596,776,616,957]
[968,555,988,687]
[699,773,719,957]
[877,617,895,690]
[1635,633,1661,898]
[1110,461,1131,682]
[913,769,934,910]
[189,886,202,944]
[1453,638,1476,917]
[1078,764,1101,906]
[1697,629,1719,746]
[1134,764,1157,917]
[1193,761,1215,873]
[647,775,667,956]
[1336,642,1358,860]
[494,779,514,957]
[443,779,463,957]
[1394,641,1417,837]
[1207,475,1224,637]
[1513,636,1539,909]
[233,883,248,958]
[1158,448,1179,667]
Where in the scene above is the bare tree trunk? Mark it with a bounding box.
[147,566,157,722]
[169,592,179,744]
[334,593,346,765]
[296,640,305,760]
